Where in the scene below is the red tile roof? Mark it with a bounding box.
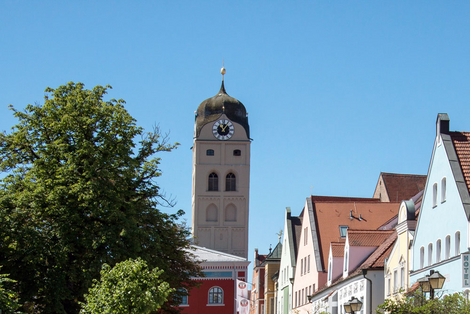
[451,131,470,193]
[347,229,394,247]
[380,173,427,202]
[311,195,380,203]
[331,242,345,257]
[311,197,400,270]
[314,231,397,295]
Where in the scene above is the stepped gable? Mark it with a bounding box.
[451,131,470,193]
[311,196,400,271]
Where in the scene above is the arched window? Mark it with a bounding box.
[226,173,236,191]
[436,239,441,263]
[208,172,218,191]
[179,288,188,305]
[441,177,447,203]
[420,246,425,268]
[455,231,461,256]
[428,243,433,266]
[225,204,237,221]
[445,235,451,259]
[206,204,218,222]
[206,149,214,156]
[233,149,241,156]
[433,183,438,207]
[208,287,223,304]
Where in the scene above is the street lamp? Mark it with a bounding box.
[418,270,445,300]
[344,297,363,314]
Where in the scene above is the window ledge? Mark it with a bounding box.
[207,303,225,306]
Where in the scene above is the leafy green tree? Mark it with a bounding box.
[377,290,470,314]
[0,268,21,313]
[80,258,173,314]
[0,82,201,313]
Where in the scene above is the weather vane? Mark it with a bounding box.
[221,60,226,81]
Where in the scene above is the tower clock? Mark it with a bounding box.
[191,69,251,258]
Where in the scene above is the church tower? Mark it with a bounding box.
[191,68,251,258]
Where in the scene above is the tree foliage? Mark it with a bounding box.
[0,82,201,313]
[377,290,470,314]
[0,268,21,314]
[80,258,173,314]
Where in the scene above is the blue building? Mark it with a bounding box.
[410,113,470,295]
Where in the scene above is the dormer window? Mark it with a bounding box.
[339,226,348,238]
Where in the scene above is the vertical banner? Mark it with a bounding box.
[237,280,249,314]
[463,253,470,287]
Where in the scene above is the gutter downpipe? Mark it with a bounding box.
[362,269,372,314]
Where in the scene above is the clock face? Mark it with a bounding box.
[212,119,234,140]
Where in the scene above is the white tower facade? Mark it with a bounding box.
[191,74,251,258]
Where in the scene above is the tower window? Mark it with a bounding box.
[233,149,241,156]
[226,173,236,191]
[206,149,214,156]
[208,173,218,191]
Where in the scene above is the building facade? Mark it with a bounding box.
[191,72,251,258]
[410,113,470,295]
[179,246,249,314]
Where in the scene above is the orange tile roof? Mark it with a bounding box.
[363,231,397,269]
[311,197,399,270]
[311,195,380,203]
[347,229,394,247]
[315,231,397,295]
[451,131,470,193]
[380,173,427,202]
[331,242,345,257]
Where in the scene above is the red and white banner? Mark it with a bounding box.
[236,280,249,314]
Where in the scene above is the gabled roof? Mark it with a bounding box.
[314,231,397,296]
[265,241,282,262]
[436,114,470,220]
[331,242,345,257]
[286,208,303,267]
[450,131,470,193]
[347,229,395,247]
[311,195,380,203]
[377,173,427,202]
[310,196,399,271]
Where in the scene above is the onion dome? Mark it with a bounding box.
[195,79,250,139]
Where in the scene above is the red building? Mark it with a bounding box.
[179,245,250,314]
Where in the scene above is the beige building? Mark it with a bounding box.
[191,74,251,258]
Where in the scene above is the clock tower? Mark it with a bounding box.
[191,68,251,258]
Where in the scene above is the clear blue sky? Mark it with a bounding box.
[2,1,470,277]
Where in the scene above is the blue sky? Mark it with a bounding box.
[2,1,470,279]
